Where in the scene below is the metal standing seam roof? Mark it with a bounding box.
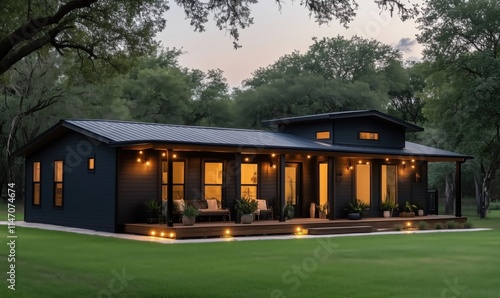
[45,119,472,160]
[261,109,424,132]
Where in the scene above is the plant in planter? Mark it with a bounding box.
[182,204,199,226]
[380,198,398,218]
[415,201,425,216]
[284,200,295,220]
[144,199,161,224]
[316,203,328,219]
[399,201,417,217]
[235,197,258,224]
[345,199,370,220]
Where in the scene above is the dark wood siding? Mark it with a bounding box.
[25,132,117,232]
[333,118,405,148]
[116,149,158,227]
[334,157,353,218]
[281,121,333,143]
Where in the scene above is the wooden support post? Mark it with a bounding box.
[279,154,286,222]
[455,161,462,217]
[235,152,241,223]
[166,149,174,227]
[328,157,335,220]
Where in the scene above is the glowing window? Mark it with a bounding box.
[359,132,379,140]
[316,131,331,140]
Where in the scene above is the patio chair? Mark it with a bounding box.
[254,199,273,220]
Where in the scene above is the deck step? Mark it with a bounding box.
[307,226,373,235]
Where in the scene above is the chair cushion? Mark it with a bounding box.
[206,199,218,210]
[173,200,185,212]
[257,199,267,210]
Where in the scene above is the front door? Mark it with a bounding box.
[285,163,301,216]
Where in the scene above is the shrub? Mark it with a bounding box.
[417,221,427,230]
[446,221,457,229]
[434,222,443,230]
[489,202,500,210]
[394,224,403,231]
[463,221,473,229]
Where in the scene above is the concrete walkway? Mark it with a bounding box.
[0,221,491,244]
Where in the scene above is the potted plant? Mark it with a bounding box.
[235,197,258,224]
[380,197,398,218]
[182,204,199,226]
[284,201,295,220]
[399,201,417,217]
[144,199,161,224]
[345,199,370,220]
[415,201,425,216]
[316,203,328,219]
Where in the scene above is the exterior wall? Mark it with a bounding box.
[280,121,333,143]
[333,118,405,148]
[25,132,117,232]
[332,158,429,218]
[115,149,158,228]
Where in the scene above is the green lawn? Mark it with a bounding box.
[1,215,500,297]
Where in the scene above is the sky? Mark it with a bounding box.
[156,1,424,89]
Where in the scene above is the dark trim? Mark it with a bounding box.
[53,160,64,209]
[166,149,174,227]
[279,154,286,222]
[328,157,335,220]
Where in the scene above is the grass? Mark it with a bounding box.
[1,226,500,297]
[0,201,24,221]
[1,199,499,297]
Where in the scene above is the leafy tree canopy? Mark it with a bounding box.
[0,0,419,76]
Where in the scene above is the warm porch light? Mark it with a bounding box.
[137,158,141,163]
[244,157,249,162]
[160,232,165,237]
[146,160,150,166]
[162,152,166,157]
[139,150,143,154]
[385,158,389,161]
[411,159,415,163]
[150,231,156,236]
[366,161,370,165]
[307,155,311,159]
[271,153,276,157]
[173,154,177,158]
[271,161,276,169]
[294,227,305,236]
[406,222,412,228]
[169,232,175,238]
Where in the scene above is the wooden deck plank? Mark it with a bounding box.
[123,215,467,239]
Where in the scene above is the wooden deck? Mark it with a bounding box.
[124,215,467,239]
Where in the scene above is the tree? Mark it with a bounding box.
[417,0,500,212]
[0,0,419,76]
[235,36,402,128]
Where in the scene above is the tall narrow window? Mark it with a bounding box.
[381,165,397,204]
[161,161,185,201]
[205,162,223,201]
[318,163,328,209]
[54,160,64,207]
[241,163,258,200]
[355,163,371,206]
[33,162,41,206]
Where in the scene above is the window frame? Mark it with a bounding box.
[359,131,379,141]
[53,160,64,208]
[33,161,41,207]
[355,163,371,206]
[203,161,224,202]
[161,159,186,201]
[241,163,259,200]
[316,131,331,140]
[88,156,95,173]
